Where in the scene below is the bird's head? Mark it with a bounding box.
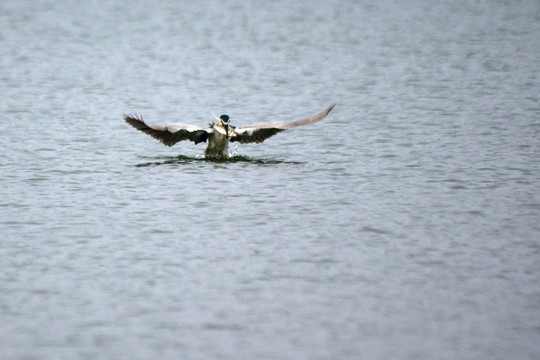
[219,115,230,126]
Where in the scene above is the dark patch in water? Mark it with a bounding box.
[135,155,304,167]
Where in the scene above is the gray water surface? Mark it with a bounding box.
[1,1,539,359]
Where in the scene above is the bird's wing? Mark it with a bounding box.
[124,114,212,147]
[230,103,336,144]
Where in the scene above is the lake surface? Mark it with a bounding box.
[1,1,539,359]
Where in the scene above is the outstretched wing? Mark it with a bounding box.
[124,114,212,147]
[230,103,336,144]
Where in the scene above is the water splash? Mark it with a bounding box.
[230,143,239,157]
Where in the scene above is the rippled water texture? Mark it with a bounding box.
[1,1,539,359]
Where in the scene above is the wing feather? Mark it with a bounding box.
[230,103,335,144]
[124,114,211,147]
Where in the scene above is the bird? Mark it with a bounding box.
[124,103,336,158]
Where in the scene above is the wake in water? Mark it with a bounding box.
[135,154,304,167]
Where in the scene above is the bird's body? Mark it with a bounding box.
[205,125,230,157]
[124,103,335,158]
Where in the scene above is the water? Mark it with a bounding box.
[1,1,539,359]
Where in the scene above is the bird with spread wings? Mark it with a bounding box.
[124,103,336,158]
